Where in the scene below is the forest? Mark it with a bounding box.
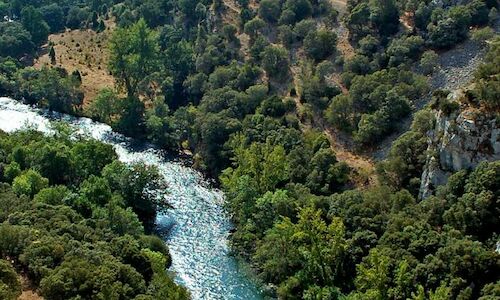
[0,128,189,299]
[0,0,499,299]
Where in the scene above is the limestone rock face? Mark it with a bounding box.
[419,94,500,199]
[431,0,470,7]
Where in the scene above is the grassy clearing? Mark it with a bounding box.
[34,20,116,105]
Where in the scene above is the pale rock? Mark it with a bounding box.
[419,93,499,199]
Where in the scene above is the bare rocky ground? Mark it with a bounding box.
[429,39,486,94]
[373,22,499,160]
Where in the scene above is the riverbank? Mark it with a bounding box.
[0,97,264,300]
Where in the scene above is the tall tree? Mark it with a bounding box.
[20,6,49,45]
[109,19,160,98]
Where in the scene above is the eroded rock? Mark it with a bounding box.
[419,91,500,198]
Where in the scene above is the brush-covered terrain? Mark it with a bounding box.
[0,0,499,299]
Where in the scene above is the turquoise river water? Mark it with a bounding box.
[0,97,263,300]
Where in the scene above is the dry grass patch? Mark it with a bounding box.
[34,20,116,106]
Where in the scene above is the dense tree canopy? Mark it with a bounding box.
[0,0,497,298]
[0,129,188,299]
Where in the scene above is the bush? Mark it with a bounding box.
[283,0,312,22]
[244,17,266,39]
[0,260,21,300]
[293,19,316,41]
[420,50,439,75]
[262,45,290,81]
[259,0,281,23]
[303,29,337,61]
[471,27,495,45]
[12,170,49,198]
[33,186,71,205]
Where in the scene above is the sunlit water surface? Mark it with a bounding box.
[0,97,262,300]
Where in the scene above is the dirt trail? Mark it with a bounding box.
[312,0,376,186]
[290,66,376,187]
[221,0,241,25]
[219,0,376,187]
[18,274,43,300]
[327,0,355,59]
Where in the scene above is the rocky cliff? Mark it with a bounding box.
[419,90,500,198]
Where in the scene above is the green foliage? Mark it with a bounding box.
[109,19,160,98]
[255,207,348,298]
[244,17,266,40]
[443,161,499,241]
[376,108,434,193]
[0,22,35,58]
[1,1,495,299]
[386,35,424,67]
[471,27,495,44]
[0,129,187,299]
[283,0,312,23]
[426,1,489,49]
[87,88,120,124]
[66,6,90,29]
[33,186,71,205]
[40,257,147,299]
[259,0,281,23]
[145,99,179,148]
[12,169,49,198]
[303,29,337,61]
[352,248,391,299]
[0,260,21,300]
[40,4,65,33]
[420,50,439,75]
[222,140,290,194]
[346,0,399,41]
[473,36,500,109]
[262,45,290,81]
[328,69,427,145]
[103,161,168,232]
[13,67,83,113]
[21,5,50,45]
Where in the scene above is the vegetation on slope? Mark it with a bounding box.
[0,0,499,299]
[0,128,188,299]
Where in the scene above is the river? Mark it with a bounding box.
[0,97,263,300]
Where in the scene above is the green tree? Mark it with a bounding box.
[40,4,64,33]
[33,186,71,205]
[352,248,391,300]
[102,161,168,233]
[49,46,56,64]
[0,22,35,58]
[145,99,179,148]
[304,29,337,61]
[259,0,281,23]
[283,0,312,22]
[109,19,160,98]
[244,17,266,40]
[0,260,21,300]
[254,217,301,283]
[12,169,49,198]
[420,50,438,75]
[21,6,49,45]
[86,88,119,124]
[295,208,347,286]
[262,45,289,81]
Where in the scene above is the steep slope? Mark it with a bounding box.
[419,90,499,198]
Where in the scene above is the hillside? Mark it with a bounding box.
[0,0,499,299]
[34,20,116,105]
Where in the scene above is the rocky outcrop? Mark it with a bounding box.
[419,91,500,199]
[431,0,471,7]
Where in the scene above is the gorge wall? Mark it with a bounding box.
[419,90,500,198]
